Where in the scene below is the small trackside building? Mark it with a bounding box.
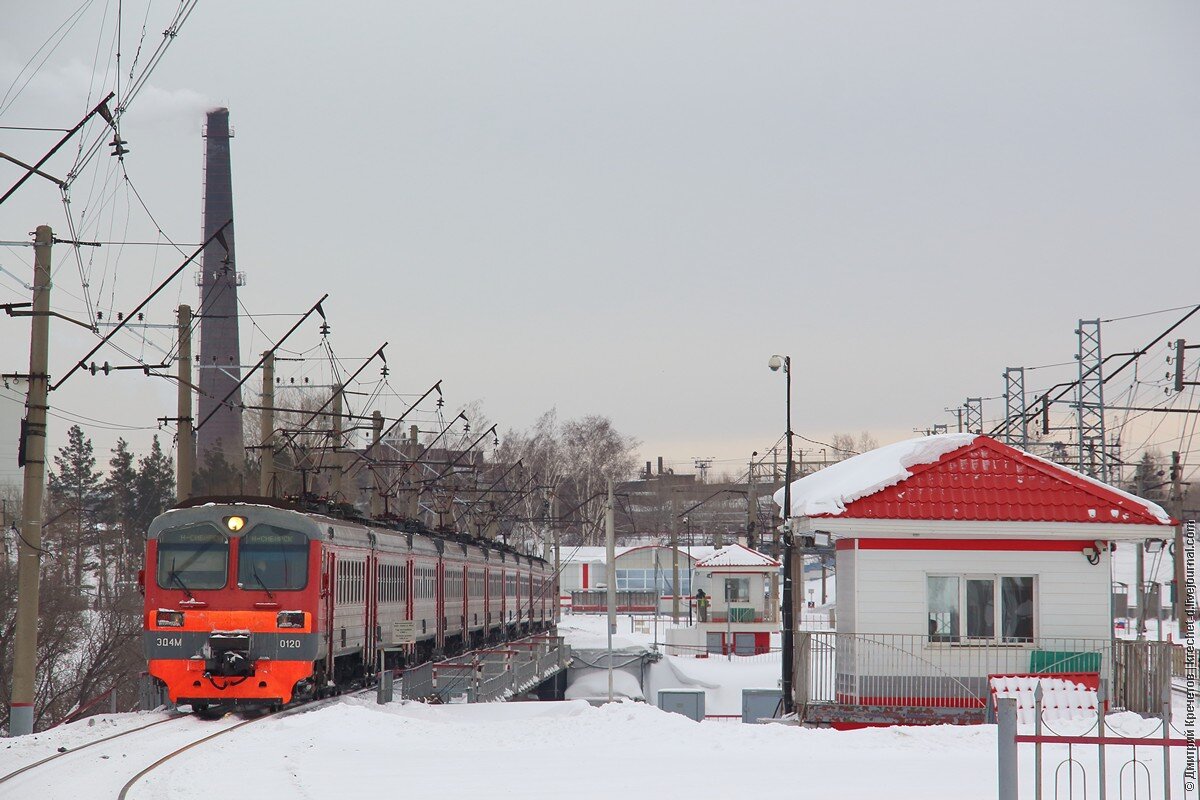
[774,434,1176,726]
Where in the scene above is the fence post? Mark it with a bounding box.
[998,696,1018,800]
[1034,684,1043,800]
[1163,682,1173,800]
[1096,682,1106,800]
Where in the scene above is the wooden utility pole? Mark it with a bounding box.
[10,225,51,737]
[670,491,680,622]
[175,304,194,500]
[330,383,343,500]
[258,350,274,496]
[369,410,383,518]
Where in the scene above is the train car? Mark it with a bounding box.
[142,499,556,714]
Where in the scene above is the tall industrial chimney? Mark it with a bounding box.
[196,108,244,469]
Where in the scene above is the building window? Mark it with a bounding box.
[928,574,1036,644]
[616,568,691,595]
[724,577,750,603]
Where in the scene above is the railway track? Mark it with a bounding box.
[0,713,189,790]
[0,692,368,800]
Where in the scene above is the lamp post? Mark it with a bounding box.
[768,354,795,716]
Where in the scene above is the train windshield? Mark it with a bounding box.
[156,526,229,591]
[237,526,309,591]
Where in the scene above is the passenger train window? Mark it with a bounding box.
[157,525,228,590]
[238,526,308,590]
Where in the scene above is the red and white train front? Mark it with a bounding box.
[142,504,323,712]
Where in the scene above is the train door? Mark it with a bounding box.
[435,559,445,653]
[405,555,415,664]
[365,553,377,675]
[323,551,336,675]
[458,563,468,639]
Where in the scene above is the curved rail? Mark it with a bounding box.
[116,690,371,800]
[0,713,185,787]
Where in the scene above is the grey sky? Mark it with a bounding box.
[1,1,1198,480]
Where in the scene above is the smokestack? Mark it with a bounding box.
[196,108,244,469]
[658,456,664,475]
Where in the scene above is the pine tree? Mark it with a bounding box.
[47,425,102,588]
[102,439,139,594]
[134,436,176,532]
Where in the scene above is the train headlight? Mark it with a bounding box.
[157,610,185,627]
[277,611,305,629]
[225,515,246,533]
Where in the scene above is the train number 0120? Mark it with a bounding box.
[279,638,302,649]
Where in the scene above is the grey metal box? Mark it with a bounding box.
[658,689,705,721]
[742,688,783,723]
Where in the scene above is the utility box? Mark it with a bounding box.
[742,688,783,723]
[658,689,705,722]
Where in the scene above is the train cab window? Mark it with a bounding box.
[157,525,228,590]
[237,526,309,591]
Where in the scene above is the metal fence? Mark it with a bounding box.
[997,683,1198,800]
[798,632,1113,713]
[398,635,571,704]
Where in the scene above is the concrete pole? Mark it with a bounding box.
[670,491,680,622]
[606,479,616,703]
[369,410,383,518]
[176,304,194,501]
[10,225,52,737]
[330,384,343,501]
[258,351,274,497]
[1172,450,1188,636]
[407,425,420,519]
[552,493,560,621]
[997,696,1018,800]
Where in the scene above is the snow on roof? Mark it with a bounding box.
[561,545,721,564]
[771,433,978,518]
[770,433,1174,525]
[1019,448,1173,525]
[695,543,779,569]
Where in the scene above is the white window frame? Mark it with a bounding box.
[926,573,1037,646]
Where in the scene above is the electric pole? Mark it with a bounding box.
[606,479,616,704]
[259,350,275,496]
[331,383,343,500]
[1172,450,1188,636]
[670,490,680,622]
[10,225,52,736]
[176,304,194,500]
[369,410,383,518]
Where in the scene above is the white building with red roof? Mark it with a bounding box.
[773,433,1176,726]
[663,543,781,657]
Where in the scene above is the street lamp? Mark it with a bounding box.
[768,353,795,716]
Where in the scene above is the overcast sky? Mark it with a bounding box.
[1,1,1198,482]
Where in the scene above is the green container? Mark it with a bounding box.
[1030,650,1101,673]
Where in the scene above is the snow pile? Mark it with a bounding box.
[989,675,1099,725]
[647,653,782,715]
[772,433,977,518]
[564,669,645,702]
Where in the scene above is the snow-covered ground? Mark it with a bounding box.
[7,696,1199,799]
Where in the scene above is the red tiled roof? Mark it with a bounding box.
[832,436,1171,525]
